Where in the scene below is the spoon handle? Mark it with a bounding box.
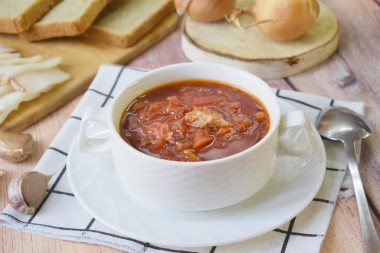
[344,141,380,253]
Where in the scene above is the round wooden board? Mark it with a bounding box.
[181,1,339,79]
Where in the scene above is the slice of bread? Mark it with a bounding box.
[84,0,175,48]
[19,0,110,41]
[0,0,61,33]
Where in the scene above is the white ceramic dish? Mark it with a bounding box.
[79,62,315,211]
[67,101,326,247]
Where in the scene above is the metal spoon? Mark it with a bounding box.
[317,106,380,253]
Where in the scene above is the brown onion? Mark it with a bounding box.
[228,0,320,41]
[175,0,236,22]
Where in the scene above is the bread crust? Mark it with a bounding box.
[0,0,61,33]
[19,0,110,41]
[84,0,175,48]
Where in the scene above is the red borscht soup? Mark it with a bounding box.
[119,79,270,161]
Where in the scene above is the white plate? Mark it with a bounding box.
[67,101,326,248]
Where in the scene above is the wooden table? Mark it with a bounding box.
[1,0,379,252]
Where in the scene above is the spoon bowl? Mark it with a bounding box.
[317,106,379,253]
[317,107,372,142]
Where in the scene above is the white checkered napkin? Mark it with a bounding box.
[0,64,364,253]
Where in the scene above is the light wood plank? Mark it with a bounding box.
[1,0,379,252]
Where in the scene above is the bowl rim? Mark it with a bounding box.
[108,62,280,166]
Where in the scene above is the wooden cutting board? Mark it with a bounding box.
[0,13,178,132]
[181,1,339,79]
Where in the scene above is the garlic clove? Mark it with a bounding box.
[7,171,52,215]
[0,132,35,163]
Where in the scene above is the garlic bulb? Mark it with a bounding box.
[0,131,35,162]
[8,171,52,215]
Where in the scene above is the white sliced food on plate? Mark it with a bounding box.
[11,67,71,93]
[0,53,21,60]
[0,91,40,124]
[0,45,15,54]
[0,67,70,124]
[0,85,15,97]
[0,45,70,124]
[0,56,62,85]
[0,55,44,66]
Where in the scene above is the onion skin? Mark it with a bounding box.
[175,0,236,22]
[231,0,320,41]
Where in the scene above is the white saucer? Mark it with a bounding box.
[67,101,326,248]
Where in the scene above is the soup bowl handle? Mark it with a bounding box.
[77,106,111,153]
[279,110,316,156]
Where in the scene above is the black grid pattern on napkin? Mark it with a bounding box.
[0,65,349,253]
